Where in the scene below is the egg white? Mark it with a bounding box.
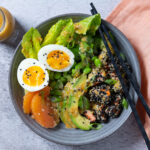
[38,44,74,72]
[17,58,49,92]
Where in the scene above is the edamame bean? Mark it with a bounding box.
[83,67,91,74]
[94,58,102,67]
[53,80,63,90]
[57,80,64,89]
[50,81,56,88]
[49,71,54,80]
[66,75,72,81]
[54,72,61,79]
[92,56,97,61]
[75,62,82,70]
[81,54,86,61]
[72,69,76,75]
[60,77,67,83]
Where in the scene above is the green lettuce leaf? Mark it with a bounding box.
[56,19,74,46]
[21,27,42,59]
[42,19,69,46]
[21,28,35,58]
[74,14,101,35]
[32,28,42,54]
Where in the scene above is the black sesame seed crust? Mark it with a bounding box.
[89,84,111,104]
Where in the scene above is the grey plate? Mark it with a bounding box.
[9,13,141,145]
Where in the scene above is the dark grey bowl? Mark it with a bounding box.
[9,13,141,145]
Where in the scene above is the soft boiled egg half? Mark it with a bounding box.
[38,44,74,72]
[17,58,49,92]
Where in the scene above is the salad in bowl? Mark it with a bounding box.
[16,14,129,131]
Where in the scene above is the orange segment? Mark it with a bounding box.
[31,93,58,128]
[23,86,50,114]
[23,91,37,114]
[31,86,59,128]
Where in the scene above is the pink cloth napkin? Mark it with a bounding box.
[106,0,150,137]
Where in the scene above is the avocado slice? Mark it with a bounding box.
[60,100,70,127]
[60,82,76,128]
[68,95,91,130]
[60,100,76,128]
[67,75,92,130]
[73,75,87,89]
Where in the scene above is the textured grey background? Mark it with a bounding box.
[0,0,147,150]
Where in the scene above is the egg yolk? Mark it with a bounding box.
[23,66,45,86]
[47,50,70,70]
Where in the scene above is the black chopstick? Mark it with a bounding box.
[90,3,150,150]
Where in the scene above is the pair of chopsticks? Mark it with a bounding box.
[90,2,150,150]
